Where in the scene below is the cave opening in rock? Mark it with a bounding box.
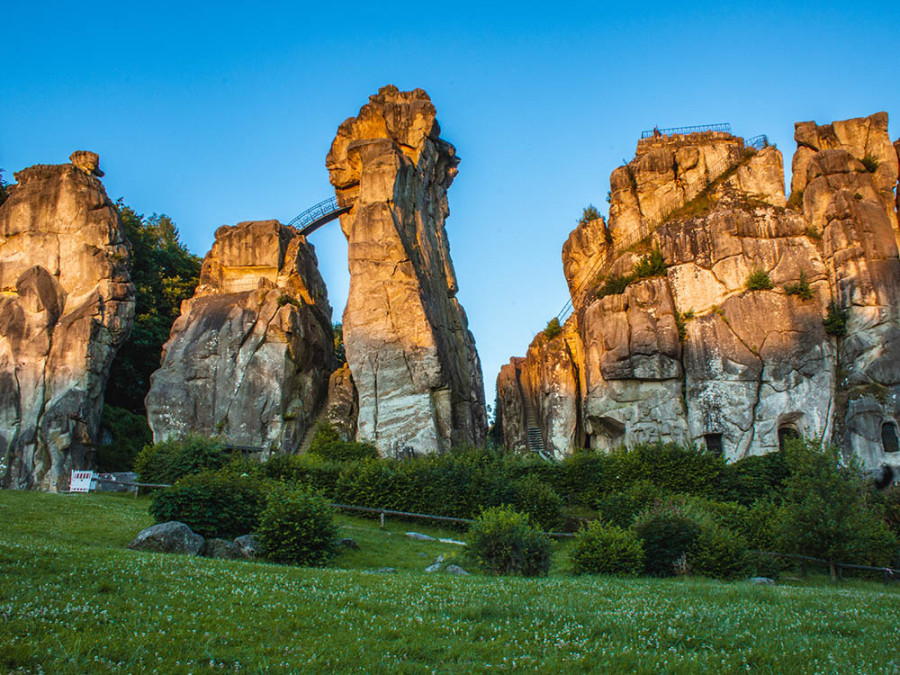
[704,433,723,457]
[778,426,801,451]
[882,421,899,454]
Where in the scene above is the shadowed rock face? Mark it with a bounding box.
[499,113,900,472]
[145,220,333,453]
[0,154,135,490]
[327,85,486,456]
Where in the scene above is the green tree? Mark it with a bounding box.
[0,170,10,207]
[333,323,346,367]
[775,439,896,577]
[104,202,201,413]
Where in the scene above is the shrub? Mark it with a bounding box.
[506,475,565,531]
[579,205,601,226]
[134,434,232,484]
[307,422,378,462]
[745,268,773,291]
[784,272,813,301]
[594,481,668,528]
[570,522,645,575]
[823,301,849,338]
[690,521,748,580]
[612,442,726,498]
[860,154,880,173]
[465,506,552,576]
[632,501,702,577]
[149,470,268,538]
[543,317,562,340]
[787,189,804,210]
[554,449,616,506]
[720,451,790,505]
[633,248,667,279]
[260,454,344,498]
[596,274,634,299]
[276,294,301,308]
[257,486,339,566]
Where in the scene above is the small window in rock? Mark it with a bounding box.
[882,422,899,454]
[704,433,723,457]
[778,426,800,450]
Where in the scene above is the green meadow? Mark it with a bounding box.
[1,490,898,673]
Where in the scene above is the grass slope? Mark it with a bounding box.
[2,490,899,673]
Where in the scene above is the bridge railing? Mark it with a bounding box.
[640,122,732,139]
[287,196,340,230]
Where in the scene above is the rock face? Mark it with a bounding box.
[499,114,900,474]
[0,153,135,490]
[326,86,487,456]
[146,220,333,453]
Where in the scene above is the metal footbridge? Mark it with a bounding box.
[287,188,359,236]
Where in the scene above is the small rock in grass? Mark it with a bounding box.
[234,534,259,558]
[445,564,469,576]
[338,538,360,550]
[750,577,775,585]
[128,522,204,556]
[417,552,428,558]
[375,567,398,574]
[406,532,435,541]
[203,538,244,560]
[425,563,443,573]
[438,538,467,546]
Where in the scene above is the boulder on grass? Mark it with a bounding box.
[128,522,204,555]
[234,534,259,558]
[203,538,244,560]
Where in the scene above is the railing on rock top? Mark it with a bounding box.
[555,132,769,323]
[640,122,732,139]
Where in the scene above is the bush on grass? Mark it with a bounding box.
[632,501,703,577]
[134,434,233,484]
[149,470,268,538]
[570,521,645,575]
[256,486,340,566]
[465,506,552,577]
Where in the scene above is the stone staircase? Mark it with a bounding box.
[522,397,553,462]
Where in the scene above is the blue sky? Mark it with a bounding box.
[3,1,899,408]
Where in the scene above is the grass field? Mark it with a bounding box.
[1,490,899,673]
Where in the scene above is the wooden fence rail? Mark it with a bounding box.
[752,550,899,584]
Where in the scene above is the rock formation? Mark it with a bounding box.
[499,113,900,473]
[326,85,487,456]
[0,152,135,490]
[146,220,333,453]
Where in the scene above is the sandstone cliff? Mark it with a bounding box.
[0,152,135,490]
[327,85,487,456]
[145,220,333,452]
[499,114,900,473]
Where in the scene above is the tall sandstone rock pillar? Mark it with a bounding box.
[146,220,333,452]
[327,86,486,456]
[0,152,135,490]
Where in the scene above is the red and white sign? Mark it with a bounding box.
[70,470,94,493]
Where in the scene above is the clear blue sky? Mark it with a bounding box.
[3,1,898,408]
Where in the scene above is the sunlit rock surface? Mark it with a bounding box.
[327,85,486,456]
[146,220,333,453]
[499,114,900,474]
[0,153,135,489]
